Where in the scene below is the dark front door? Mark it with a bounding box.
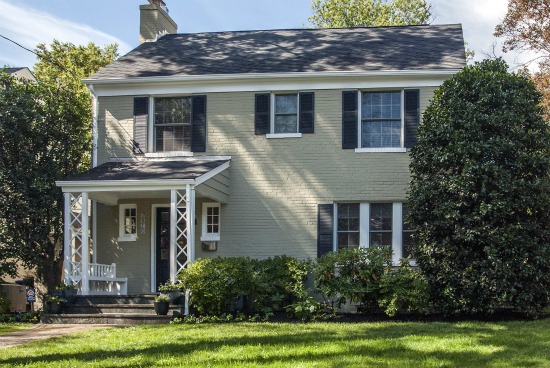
[156,207,171,286]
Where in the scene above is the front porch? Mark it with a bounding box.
[56,157,230,298]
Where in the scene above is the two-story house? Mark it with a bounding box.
[56,0,466,296]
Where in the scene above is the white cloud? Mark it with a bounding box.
[0,0,131,67]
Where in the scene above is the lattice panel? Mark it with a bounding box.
[175,190,188,274]
[68,193,84,279]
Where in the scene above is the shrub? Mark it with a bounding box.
[314,246,392,313]
[0,289,10,314]
[378,259,430,317]
[409,58,550,316]
[178,256,311,316]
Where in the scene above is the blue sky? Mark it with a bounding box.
[0,0,537,71]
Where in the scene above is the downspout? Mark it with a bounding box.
[87,84,98,168]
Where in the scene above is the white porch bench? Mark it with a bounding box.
[85,263,128,295]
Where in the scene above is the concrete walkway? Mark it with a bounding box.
[0,324,111,348]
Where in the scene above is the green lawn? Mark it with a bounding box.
[0,323,33,335]
[1,320,549,367]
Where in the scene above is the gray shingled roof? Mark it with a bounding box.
[65,159,229,181]
[89,24,466,80]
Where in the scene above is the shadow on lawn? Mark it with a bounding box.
[1,321,549,367]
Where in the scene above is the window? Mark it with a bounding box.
[119,204,137,241]
[344,89,419,152]
[274,94,298,134]
[369,203,393,247]
[201,203,220,241]
[361,91,402,148]
[337,204,360,250]
[402,204,414,259]
[255,92,314,137]
[154,97,191,152]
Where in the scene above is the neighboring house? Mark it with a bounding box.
[1,67,36,82]
[56,0,466,296]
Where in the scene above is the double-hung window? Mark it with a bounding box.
[201,203,221,241]
[254,92,314,137]
[337,204,360,249]
[402,204,414,259]
[342,89,419,151]
[361,91,402,148]
[154,97,192,152]
[369,203,393,247]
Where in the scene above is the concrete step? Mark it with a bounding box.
[63,303,183,315]
[41,313,174,325]
[73,295,157,305]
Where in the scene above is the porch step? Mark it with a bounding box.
[41,313,173,325]
[41,295,184,325]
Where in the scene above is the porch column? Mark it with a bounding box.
[63,192,91,295]
[170,188,191,282]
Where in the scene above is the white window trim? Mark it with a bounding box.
[335,202,410,265]
[267,92,307,137]
[118,203,137,242]
[201,202,220,241]
[356,89,406,152]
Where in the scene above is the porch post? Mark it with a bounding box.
[63,193,71,284]
[81,192,90,295]
[169,190,177,282]
[184,184,195,316]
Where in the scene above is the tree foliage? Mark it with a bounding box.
[309,0,432,28]
[408,59,550,317]
[495,0,550,117]
[0,41,117,291]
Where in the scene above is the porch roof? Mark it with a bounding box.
[63,158,229,182]
[56,157,231,204]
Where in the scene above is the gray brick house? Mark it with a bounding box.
[56,0,466,296]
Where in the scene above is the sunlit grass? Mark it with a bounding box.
[0,323,34,335]
[1,320,549,367]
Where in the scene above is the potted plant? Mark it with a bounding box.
[154,295,170,315]
[158,281,184,304]
[46,295,66,314]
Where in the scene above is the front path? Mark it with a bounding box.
[0,324,110,348]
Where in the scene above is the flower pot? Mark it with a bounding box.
[47,301,63,314]
[154,301,170,315]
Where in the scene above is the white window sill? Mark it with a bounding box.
[266,133,302,139]
[145,151,193,158]
[118,235,137,242]
[200,235,220,242]
[355,148,407,153]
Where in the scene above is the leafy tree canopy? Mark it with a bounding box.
[408,58,550,317]
[495,0,549,117]
[0,41,117,291]
[309,0,432,28]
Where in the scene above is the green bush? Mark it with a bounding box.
[0,289,10,314]
[314,246,392,313]
[378,259,430,317]
[409,58,550,316]
[178,256,310,316]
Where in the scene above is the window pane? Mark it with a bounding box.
[361,91,400,120]
[362,121,400,148]
[403,231,413,258]
[155,97,191,125]
[275,94,297,114]
[370,231,392,247]
[370,203,392,231]
[274,115,298,133]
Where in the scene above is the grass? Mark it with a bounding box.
[1,319,550,367]
[0,323,34,335]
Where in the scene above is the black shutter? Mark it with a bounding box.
[299,92,314,134]
[404,89,420,148]
[133,97,149,154]
[191,95,207,152]
[254,93,270,135]
[342,91,358,149]
[317,203,334,258]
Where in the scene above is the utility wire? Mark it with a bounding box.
[1,33,138,156]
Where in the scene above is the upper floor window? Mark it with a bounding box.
[361,91,402,148]
[154,97,191,152]
[254,92,314,137]
[341,89,419,152]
